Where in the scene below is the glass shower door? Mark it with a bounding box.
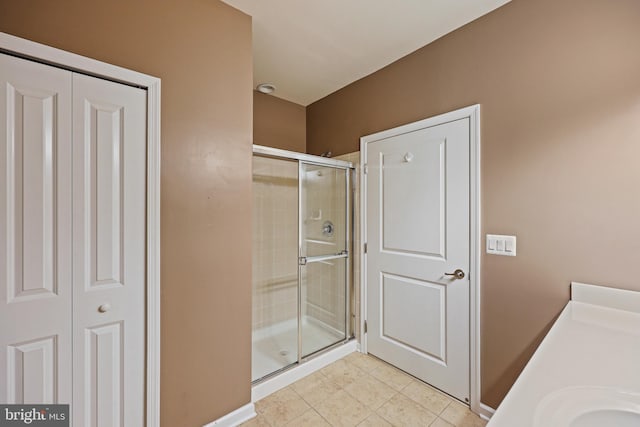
[299,162,350,358]
[251,156,300,382]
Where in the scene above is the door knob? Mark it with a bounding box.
[98,303,111,313]
[445,269,465,280]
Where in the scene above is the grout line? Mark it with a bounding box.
[310,407,334,427]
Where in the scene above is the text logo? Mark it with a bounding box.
[0,405,69,426]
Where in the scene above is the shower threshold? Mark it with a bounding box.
[252,316,350,383]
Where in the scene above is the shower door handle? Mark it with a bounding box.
[299,251,348,265]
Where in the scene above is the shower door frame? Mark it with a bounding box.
[252,145,354,380]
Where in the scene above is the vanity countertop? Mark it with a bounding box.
[487,283,640,427]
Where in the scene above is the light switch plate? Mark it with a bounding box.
[486,234,516,256]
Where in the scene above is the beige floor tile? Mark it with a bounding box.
[401,380,453,415]
[320,359,367,388]
[344,374,397,410]
[344,352,388,373]
[457,413,487,427]
[376,393,437,426]
[239,415,272,427]
[285,409,331,426]
[314,389,371,427]
[430,418,455,427]
[369,363,413,391]
[252,354,485,427]
[357,412,392,426]
[259,387,310,427]
[291,371,342,406]
[439,401,475,426]
[255,387,299,414]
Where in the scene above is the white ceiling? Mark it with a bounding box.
[222,0,511,106]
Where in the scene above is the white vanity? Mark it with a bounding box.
[488,282,640,427]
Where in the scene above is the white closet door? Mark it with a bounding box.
[0,54,73,405]
[72,73,146,427]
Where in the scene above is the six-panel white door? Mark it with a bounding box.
[365,118,470,402]
[0,53,147,426]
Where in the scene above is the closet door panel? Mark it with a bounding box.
[72,73,146,427]
[0,53,72,405]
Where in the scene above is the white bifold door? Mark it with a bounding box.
[0,53,146,426]
[365,118,470,402]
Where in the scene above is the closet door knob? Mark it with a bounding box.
[98,303,111,313]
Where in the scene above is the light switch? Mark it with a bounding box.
[486,234,516,256]
[505,239,514,252]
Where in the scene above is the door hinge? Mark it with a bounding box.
[364,243,367,254]
[363,164,368,174]
[364,320,368,334]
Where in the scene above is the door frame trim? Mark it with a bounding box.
[0,32,162,427]
[360,104,481,414]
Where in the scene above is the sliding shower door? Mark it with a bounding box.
[252,146,353,383]
[252,156,299,381]
[299,162,350,358]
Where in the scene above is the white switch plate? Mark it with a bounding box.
[486,234,516,256]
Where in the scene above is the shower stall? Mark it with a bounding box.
[252,145,354,382]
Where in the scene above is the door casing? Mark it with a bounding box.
[360,105,481,415]
[0,32,162,427]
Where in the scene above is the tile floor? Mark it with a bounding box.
[242,352,487,427]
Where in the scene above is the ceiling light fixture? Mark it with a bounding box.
[256,83,276,94]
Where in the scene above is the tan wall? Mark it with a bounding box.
[254,91,306,152]
[307,0,640,408]
[0,1,253,425]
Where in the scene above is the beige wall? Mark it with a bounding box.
[0,1,253,425]
[307,0,640,408]
[254,91,306,152]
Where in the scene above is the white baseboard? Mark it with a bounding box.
[202,402,256,427]
[479,402,496,421]
[252,340,357,402]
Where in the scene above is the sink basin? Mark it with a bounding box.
[570,409,640,427]
[487,285,640,427]
[533,387,640,427]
